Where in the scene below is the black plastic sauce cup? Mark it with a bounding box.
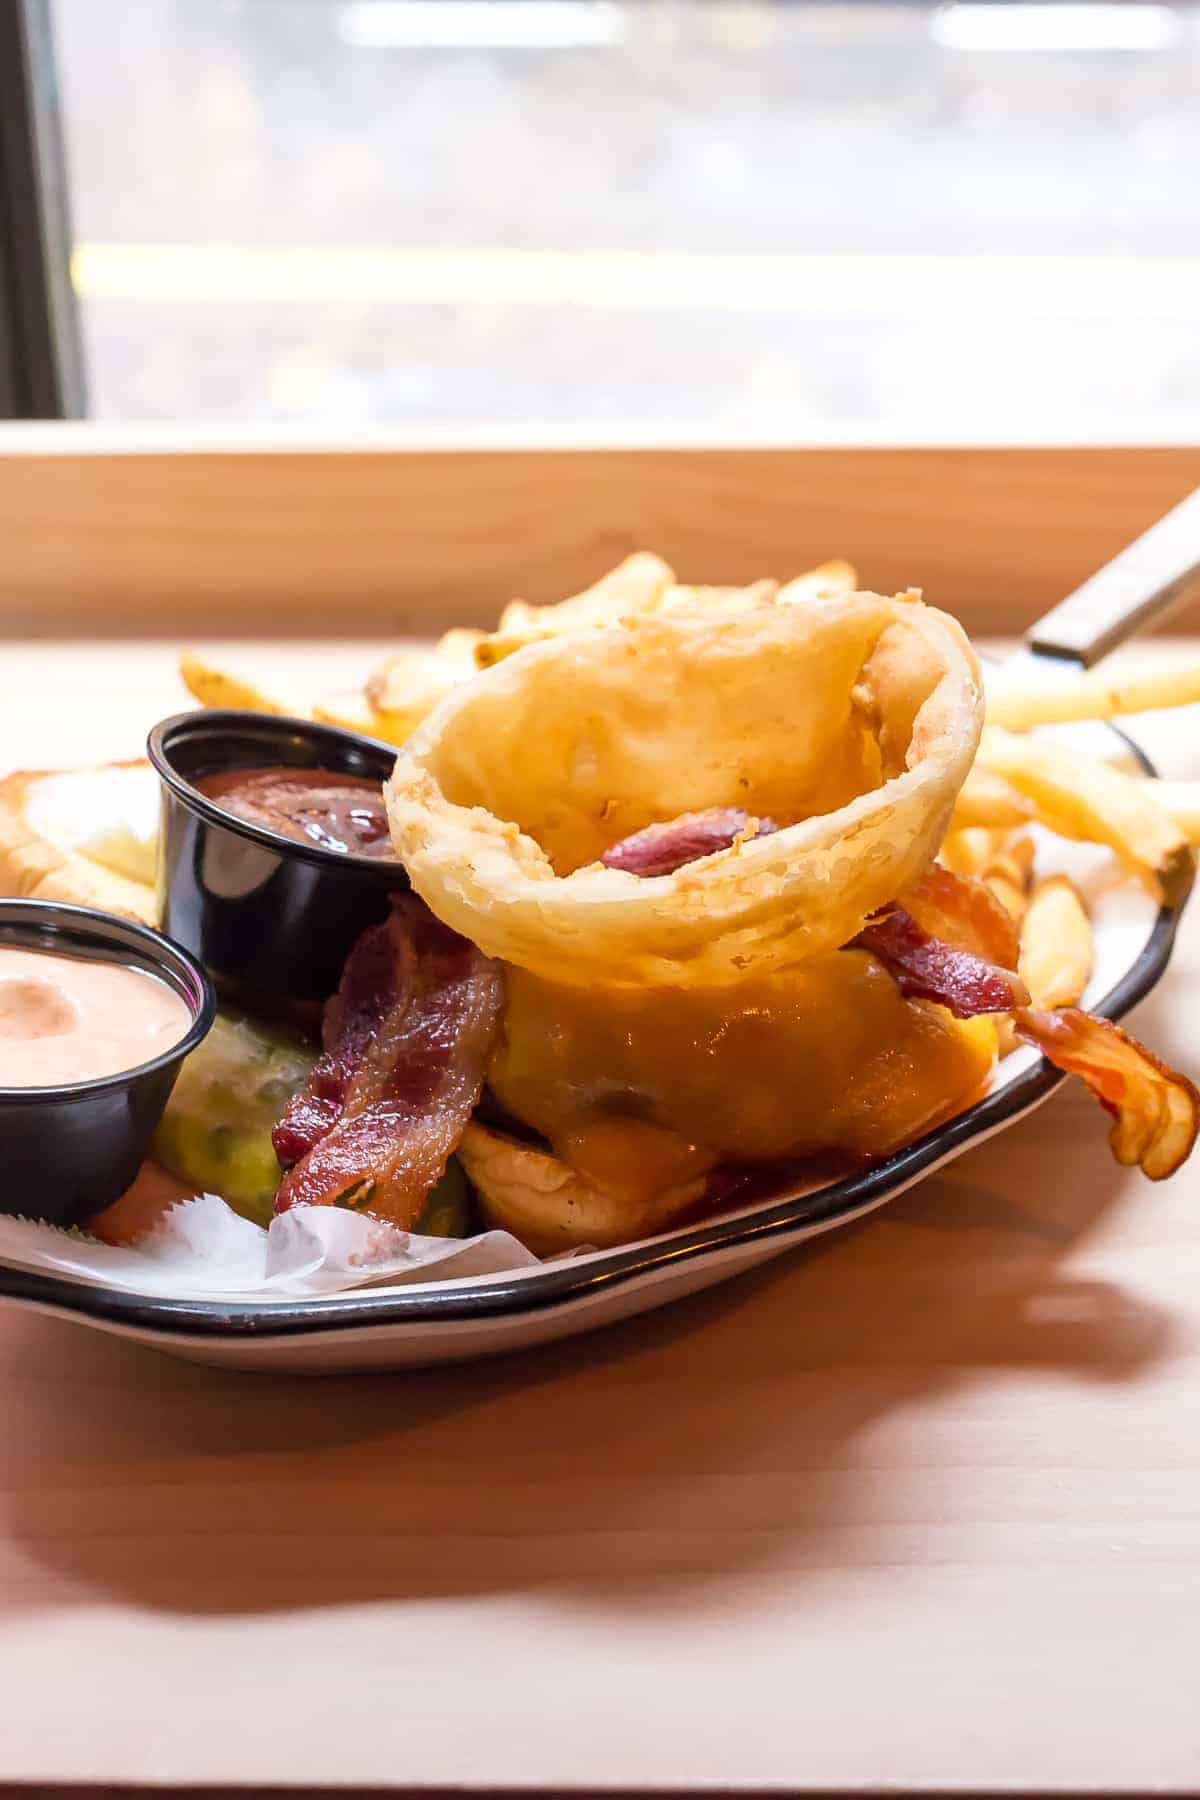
[148,710,406,1011]
[0,899,216,1227]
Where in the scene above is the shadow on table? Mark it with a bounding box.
[0,1075,1181,1622]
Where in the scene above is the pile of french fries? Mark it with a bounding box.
[181,553,1200,1053]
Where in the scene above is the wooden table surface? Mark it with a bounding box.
[3,641,1200,1795]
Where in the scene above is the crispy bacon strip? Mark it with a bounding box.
[601,808,778,878]
[274,896,503,1226]
[856,869,1196,1181]
[904,863,1022,970]
[853,863,1029,1018]
[272,912,410,1170]
[1013,1007,1199,1181]
[854,906,1029,1018]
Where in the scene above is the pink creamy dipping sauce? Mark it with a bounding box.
[0,944,192,1088]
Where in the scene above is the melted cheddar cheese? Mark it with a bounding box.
[490,950,997,1175]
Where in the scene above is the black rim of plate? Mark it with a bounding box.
[0,728,1191,1341]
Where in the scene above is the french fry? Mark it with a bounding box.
[1019,875,1095,1009]
[983,831,1035,925]
[982,831,1036,1055]
[987,658,1200,732]
[951,766,1036,831]
[977,726,1189,888]
[657,559,857,617]
[942,828,1033,922]
[364,643,475,720]
[658,579,779,614]
[1138,778,1200,844]
[311,692,409,748]
[499,551,674,633]
[433,627,488,665]
[476,555,854,667]
[479,553,676,665]
[940,826,1001,880]
[179,651,301,718]
[777,558,859,604]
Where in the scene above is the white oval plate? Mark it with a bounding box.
[0,721,1189,1370]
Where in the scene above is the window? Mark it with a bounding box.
[23,0,1200,426]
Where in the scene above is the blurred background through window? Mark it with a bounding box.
[50,0,1200,428]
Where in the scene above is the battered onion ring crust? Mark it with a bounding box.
[385,595,983,988]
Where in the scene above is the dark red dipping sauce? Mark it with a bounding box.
[195,766,395,859]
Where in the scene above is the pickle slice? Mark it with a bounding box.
[415,1156,475,1239]
[153,1011,317,1227]
[154,1009,476,1235]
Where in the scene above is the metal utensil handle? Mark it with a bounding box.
[1027,486,1200,667]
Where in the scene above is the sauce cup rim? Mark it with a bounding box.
[0,898,216,1104]
[147,709,401,876]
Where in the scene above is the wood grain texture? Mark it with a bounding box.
[1,641,1199,1793]
[1,436,1199,636]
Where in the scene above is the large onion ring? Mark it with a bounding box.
[386,594,983,988]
